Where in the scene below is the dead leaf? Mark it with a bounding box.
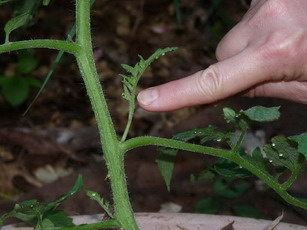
[221,221,235,230]
[264,212,284,230]
[0,161,42,194]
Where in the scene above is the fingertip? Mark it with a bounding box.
[137,87,159,107]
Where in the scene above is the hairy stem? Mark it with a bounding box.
[121,100,135,142]
[75,0,138,229]
[0,40,80,55]
[122,136,307,210]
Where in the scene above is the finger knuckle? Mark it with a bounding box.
[257,29,306,61]
[196,66,221,102]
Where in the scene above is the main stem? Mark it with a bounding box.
[75,1,138,229]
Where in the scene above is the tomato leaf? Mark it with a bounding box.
[4,11,30,43]
[241,106,280,122]
[0,175,83,227]
[289,132,307,160]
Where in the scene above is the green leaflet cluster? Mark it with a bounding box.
[0,176,115,229]
[2,0,53,43]
[120,47,177,103]
[120,47,177,141]
[158,106,307,198]
[0,176,83,229]
[0,49,41,106]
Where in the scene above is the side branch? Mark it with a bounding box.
[121,136,232,158]
[122,136,307,210]
[0,40,80,55]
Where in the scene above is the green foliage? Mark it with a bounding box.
[241,106,280,122]
[158,106,281,190]
[289,132,307,160]
[3,0,52,43]
[0,0,14,5]
[264,136,303,171]
[42,0,52,6]
[16,49,39,74]
[158,105,306,209]
[0,76,40,106]
[194,197,221,214]
[120,47,177,141]
[4,12,30,43]
[212,159,252,179]
[0,175,83,229]
[157,126,233,190]
[0,49,41,106]
[232,204,264,219]
[0,1,307,229]
[120,47,177,104]
[213,178,249,199]
[194,177,256,217]
[223,106,280,124]
[24,0,96,115]
[85,190,114,219]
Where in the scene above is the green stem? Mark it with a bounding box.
[75,1,138,229]
[281,168,300,190]
[121,100,135,142]
[122,136,307,210]
[0,40,80,55]
[234,125,248,152]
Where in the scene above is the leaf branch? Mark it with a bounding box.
[120,47,177,141]
[0,40,80,55]
[121,136,307,210]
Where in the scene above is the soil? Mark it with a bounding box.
[0,0,307,227]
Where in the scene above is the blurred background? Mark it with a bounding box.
[0,0,307,225]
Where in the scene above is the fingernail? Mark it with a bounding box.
[137,87,159,106]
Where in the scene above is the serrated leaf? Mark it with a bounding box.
[243,147,267,172]
[41,210,74,229]
[4,11,30,43]
[213,159,252,179]
[145,47,178,66]
[241,106,280,122]
[120,47,177,102]
[121,64,136,76]
[157,126,231,190]
[0,175,83,227]
[289,132,307,160]
[264,136,303,171]
[120,47,177,141]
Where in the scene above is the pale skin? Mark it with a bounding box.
[137,0,307,112]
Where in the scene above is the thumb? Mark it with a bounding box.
[137,49,268,111]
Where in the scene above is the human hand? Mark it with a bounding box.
[137,0,307,111]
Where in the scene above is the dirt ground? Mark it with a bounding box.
[0,0,307,227]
